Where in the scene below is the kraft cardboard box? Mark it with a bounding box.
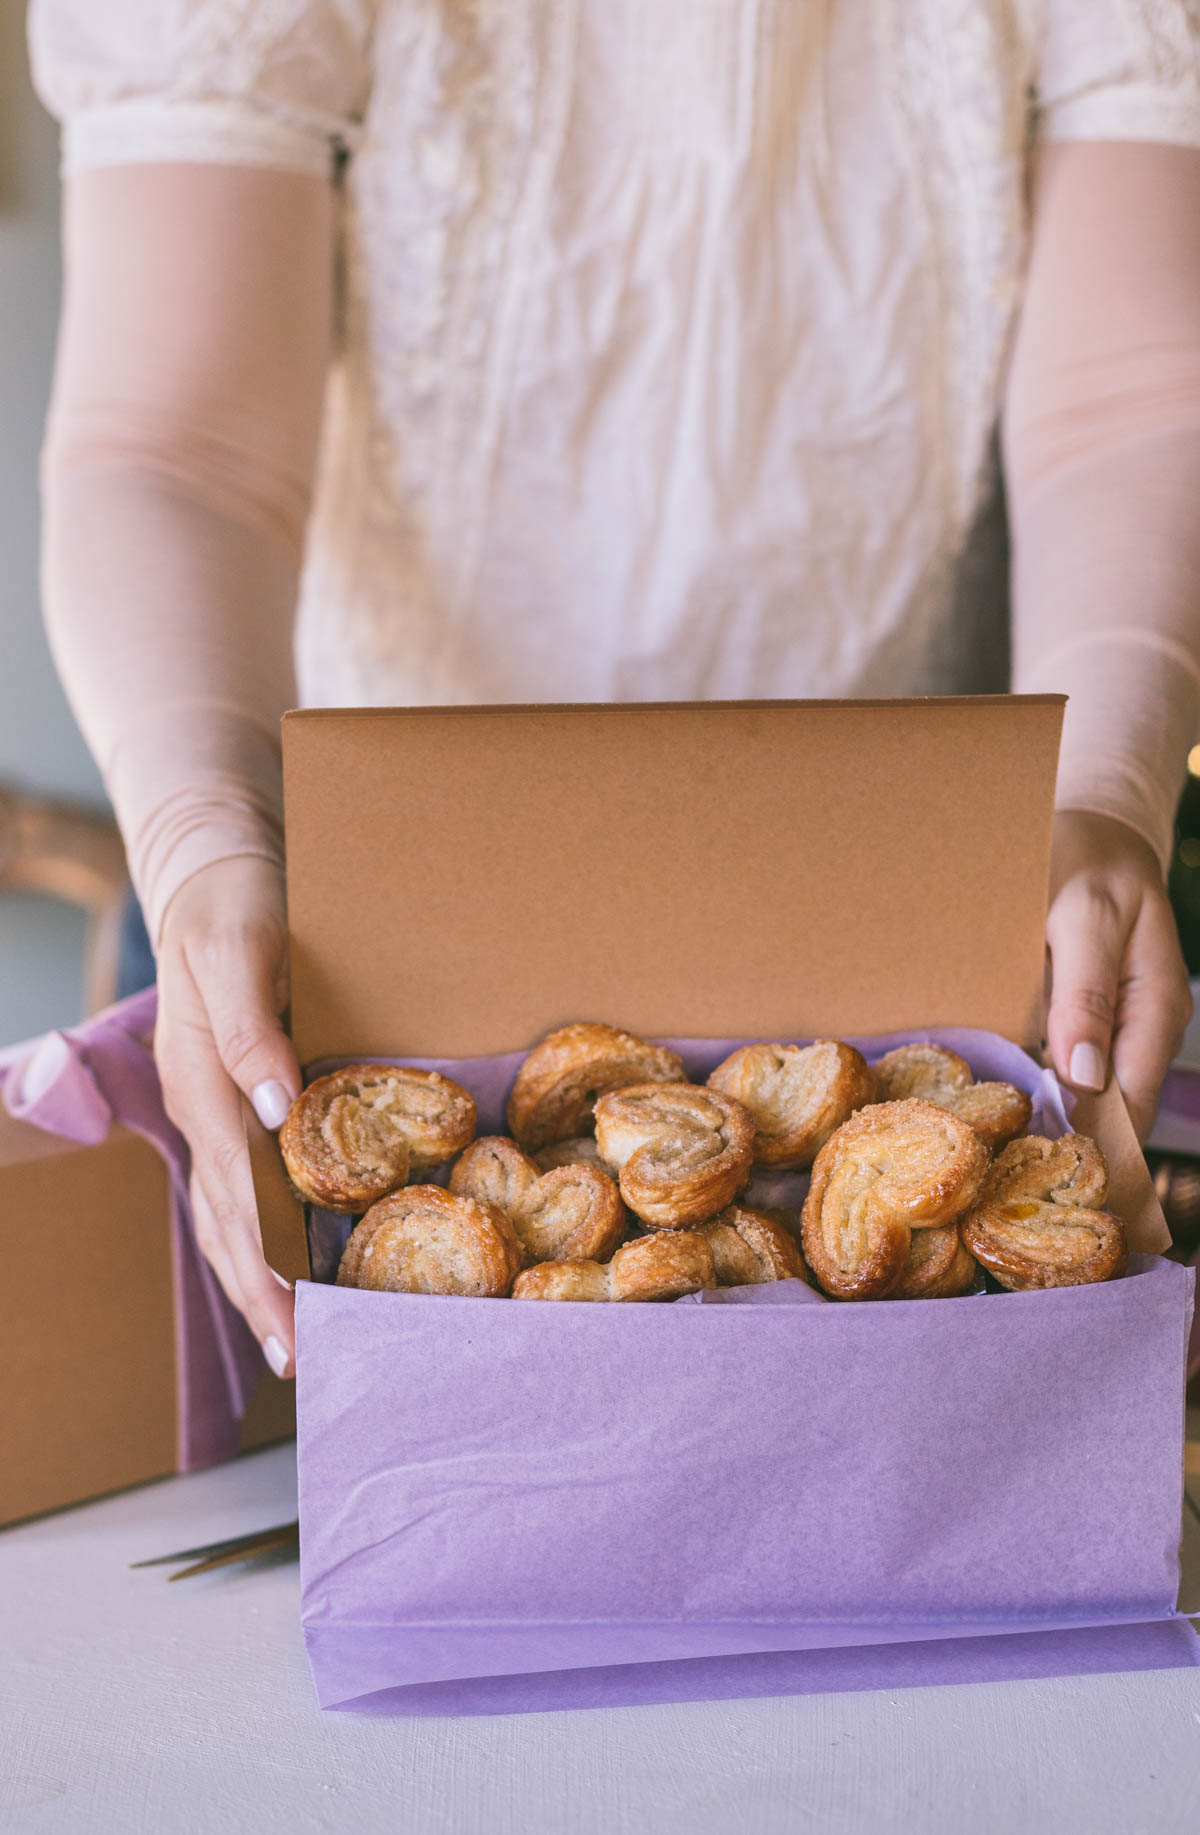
[0,1070,296,1529]
[257,698,1192,1712]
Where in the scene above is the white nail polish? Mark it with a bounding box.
[268,1267,294,1292]
[1068,1042,1106,1091]
[252,1079,292,1130]
[262,1335,290,1378]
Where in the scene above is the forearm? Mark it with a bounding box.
[1006,143,1200,875]
[41,164,331,941]
[1009,427,1200,873]
[42,456,297,941]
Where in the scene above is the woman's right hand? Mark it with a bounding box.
[154,855,301,1376]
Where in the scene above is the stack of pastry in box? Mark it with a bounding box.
[279,1023,1128,1304]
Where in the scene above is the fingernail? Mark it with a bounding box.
[262,1334,290,1378]
[252,1079,292,1130]
[268,1266,294,1292]
[1068,1042,1106,1091]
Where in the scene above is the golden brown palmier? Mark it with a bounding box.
[337,1185,523,1296]
[280,1064,477,1210]
[888,1224,981,1300]
[960,1132,1127,1291]
[801,1098,990,1301]
[707,1040,876,1169]
[871,1043,1031,1151]
[512,1230,716,1302]
[534,1136,610,1174]
[506,1022,686,1151]
[450,1135,627,1265]
[697,1204,809,1286]
[593,1082,754,1228]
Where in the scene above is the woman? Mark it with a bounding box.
[29,2,1200,1376]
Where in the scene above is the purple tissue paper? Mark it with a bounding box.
[295,1030,1195,1714]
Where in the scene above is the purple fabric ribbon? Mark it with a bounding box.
[0,988,262,1469]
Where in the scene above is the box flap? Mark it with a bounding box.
[283,698,1064,1064]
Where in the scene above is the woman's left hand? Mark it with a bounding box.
[1046,810,1192,1141]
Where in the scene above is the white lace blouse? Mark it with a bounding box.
[29,0,1200,717]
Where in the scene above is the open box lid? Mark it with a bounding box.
[282,697,1065,1061]
[259,697,1169,1258]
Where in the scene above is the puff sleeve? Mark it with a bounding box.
[28,0,375,178]
[1031,0,1200,148]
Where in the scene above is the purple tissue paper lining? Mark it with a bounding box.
[296,1027,1195,1715]
[0,988,260,1469]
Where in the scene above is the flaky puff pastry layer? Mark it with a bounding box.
[534,1136,608,1174]
[337,1185,523,1297]
[593,1082,754,1228]
[449,1135,627,1265]
[888,1223,981,1300]
[280,1065,477,1211]
[506,1022,685,1152]
[960,1132,1127,1290]
[801,1098,990,1301]
[512,1230,716,1302]
[696,1204,809,1286]
[707,1040,876,1168]
[871,1043,1032,1151]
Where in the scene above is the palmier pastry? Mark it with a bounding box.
[280,1064,477,1210]
[801,1098,989,1301]
[887,1224,980,1301]
[696,1204,809,1287]
[512,1230,716,1302]
[337,1185,523,1296]
[960,1133,1127,1290]
[506,1022,685,1152]
[871,1043,1031,1151]
[534,1136,609,1175]
[593,1082,754,1228]
[707,1040,876,1169]
[449,1135,626,1265]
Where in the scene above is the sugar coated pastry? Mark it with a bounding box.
[337,1185,523,1296]
[512,1230,716,1302]
[960,1133,1127,1290]
[887,1223,981,1300]
[697,1204,809,1286]
[506,1022,686,1151]
[801,1098,990,1301]
[280,1064,477,1210]
[871,1042,1032,1150]
[534,1136,609,1174]
[450,1135,626,1265]
[707,1039,876,1169]
[593,1082,754,1228]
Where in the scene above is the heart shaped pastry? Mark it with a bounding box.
[337,1185,523,1296]
[506,1023,685,1151]
[871,1042,1031,1150]
[534,1136,609,1174]
[593,1082,754,1228]
[801,1098,990,1300]
[707,1040,876,1168]
[450,1135,627,1264]
[960,1132,1126,1290]
[696,1204,809,1286]
[512,1230,716,1302]
[280,1064,477,1210]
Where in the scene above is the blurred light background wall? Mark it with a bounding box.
[0,4,110,1044]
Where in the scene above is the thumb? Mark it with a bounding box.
[1045,878,1123,1094]
[183,926,300,1131]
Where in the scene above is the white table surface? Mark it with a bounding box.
[3,1435,1200,1835]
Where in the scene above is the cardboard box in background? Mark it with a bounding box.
[0,1101,296,1528]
